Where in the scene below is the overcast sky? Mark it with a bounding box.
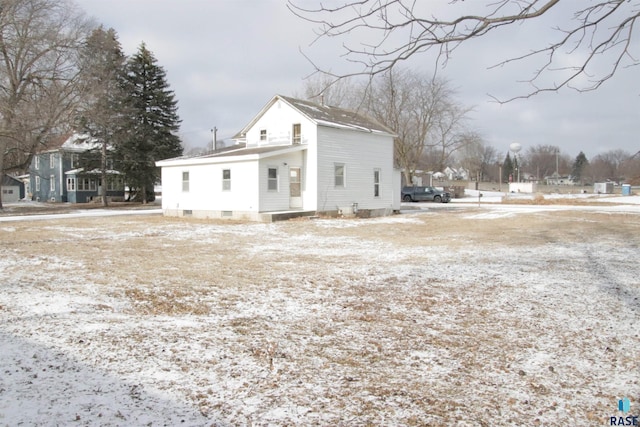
[74,0,638,161]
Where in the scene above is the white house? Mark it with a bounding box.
[156,95,400,221]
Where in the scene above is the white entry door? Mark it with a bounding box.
[289,167,302,209]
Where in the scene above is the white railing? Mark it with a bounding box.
[254,131,307,146]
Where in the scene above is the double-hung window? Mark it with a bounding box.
[222,169,231,191]
[50,175,55,191]
[267,168,278,191]
[259,129,267,142]
[334,163,345,188]
[66,178,75,191]
[374,169,381,197]
[182,171,189,192]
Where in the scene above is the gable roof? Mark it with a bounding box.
[235,95,396,139]
[36,133,102,154]
[2,174,23,186]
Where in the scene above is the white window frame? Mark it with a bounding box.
[35,176,40,191]
[50,175,55,191]
[267,167,278,191]
[35,156,40,170]
[374,168,381,197]
[66,178,75,191]
[334,163,345,188]
[78,178,92,191]
[70,153,79,169]
[107,176,123,191]
[259,129,267,141]
[49,153,55,169]
[182,171,189,192]
[222,169,231,191]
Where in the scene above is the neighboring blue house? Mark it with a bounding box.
[29,133,125,203]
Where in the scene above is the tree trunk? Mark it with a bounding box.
[101,140,108,207]
[0,138,5,210]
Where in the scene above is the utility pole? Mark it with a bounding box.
[211,127,218,152]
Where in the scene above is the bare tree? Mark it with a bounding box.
[297,72,355,107]
[620,151,640,184]
[588,149,631,182]
[0,0,91,208]
[523,144,567,179]
[301,68,475,183]
[458,136,497,182]
[427,101,474,172]
[289,1,640,101]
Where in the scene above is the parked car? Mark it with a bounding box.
[401,186,451,203]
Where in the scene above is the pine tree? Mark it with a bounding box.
[502,152,514,183]
[76,27,129,206]
[118,42,182,203]
[571,151,589,185]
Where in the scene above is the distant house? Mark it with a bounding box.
[29,134,125,203]
[157,95,400,221]
[545,173,576,186]
[443,166,469,181]
[1,174,25,203]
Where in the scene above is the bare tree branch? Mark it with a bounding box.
[289,0,640,101]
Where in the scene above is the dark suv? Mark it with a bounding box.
[401,186,451,203]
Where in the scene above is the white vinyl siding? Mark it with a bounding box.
[159,161,260,213]
[316,126,393,211]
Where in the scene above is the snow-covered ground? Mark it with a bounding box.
[1,197,639,426]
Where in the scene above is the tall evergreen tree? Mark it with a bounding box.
[502,152,514,183]
[76,26,129,206]
[118,42,182,203]
[571,151,589,185]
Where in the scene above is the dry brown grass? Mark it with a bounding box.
[501,193,627,206]
[1,208,639,425]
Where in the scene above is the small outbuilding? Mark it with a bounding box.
[1,174,25,203]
